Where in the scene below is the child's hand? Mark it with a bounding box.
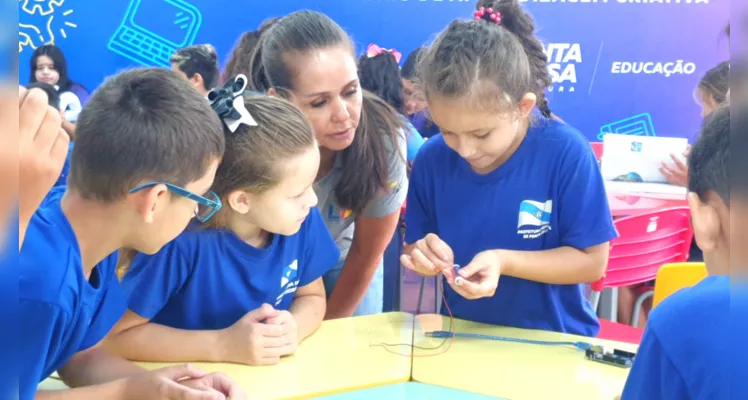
[449,250,501,300]
[220,304,289,366]
[19,87,69,224]
[265,310,299,356]
[180,371,247,400]
[400,233,455,279]
[125,364,232,400]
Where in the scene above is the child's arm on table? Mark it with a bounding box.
[274,278,327,346]
[37,363,244,400]
[57,344,145,387]
[105,307,286,366]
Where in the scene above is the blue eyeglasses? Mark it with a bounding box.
[129,182,222,223]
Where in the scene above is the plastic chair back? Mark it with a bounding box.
[590,142,604,160]
[652,262,708,308]
[592,207,693,292]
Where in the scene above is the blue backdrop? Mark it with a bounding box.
[19,0,729,142]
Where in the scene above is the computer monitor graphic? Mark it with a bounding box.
[107,0,202,68]
[597,113,656,140]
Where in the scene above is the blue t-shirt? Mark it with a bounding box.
[731,283,748,398]
[405,118,617,336]
[121,207,340,330]
[405,121,425,161]
[409,111,441,139]
[621,275,730,400]
[54,143,74,187]
[18,187,126,399]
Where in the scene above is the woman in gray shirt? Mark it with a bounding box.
[245,11,408,318]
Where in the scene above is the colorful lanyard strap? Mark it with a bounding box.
[425,331,593,351]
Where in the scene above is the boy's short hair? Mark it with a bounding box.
[68,68,225,202]
[170,44,219,90]
[26,82,60,110]
[688,103,730,204]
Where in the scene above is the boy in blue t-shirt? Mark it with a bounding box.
[620,103,740,399]
[19,68,245,399]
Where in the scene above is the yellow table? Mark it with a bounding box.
[39,312,637,399]
[39,312,413,399]
[411,314,638,400]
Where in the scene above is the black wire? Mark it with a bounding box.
[371,275,453,351]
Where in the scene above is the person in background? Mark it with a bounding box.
[619,64,731,328]
[220,17,280,87]
[29,44,87,140]
[25,81,74,188]
[19,68,244,400]
[401,47,441,139]
[619,103,735,400]
[170,44,220,98]
[359,44,425,163]
[401,0,615,337]
[694,61,730,119]
[657,60,730,265]
[106,92,339,367]
[247,10,409,319]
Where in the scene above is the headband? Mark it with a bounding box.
[474,7,502,24]
[366,44,402,64]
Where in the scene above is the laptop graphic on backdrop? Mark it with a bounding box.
[597,113,656,140]
[108,0,202,68]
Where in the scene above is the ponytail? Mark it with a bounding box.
[477,0,553,117]
[222,17,279,87]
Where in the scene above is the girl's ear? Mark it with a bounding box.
[268,87,278,97]
[227,190,252,214]
[518,93,537,119]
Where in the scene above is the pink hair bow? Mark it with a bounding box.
[366,44,402,63]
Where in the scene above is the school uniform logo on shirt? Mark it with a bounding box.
[326,204,352,222]
[275,260,300,306]
[517,200,553,239]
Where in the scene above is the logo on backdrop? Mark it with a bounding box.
[276,260,300,306]
[545,43,583,93]
[520,0,709,4]
[18,0,77,52]
[517,200,553,239]
[611,60,697,78]
[598,113,657,140]
[108,0,203,68]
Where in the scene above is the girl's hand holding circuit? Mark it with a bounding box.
[219,304,289,366]
[449,250,502,300]
[400,233,456,280]
[265,310,299,356]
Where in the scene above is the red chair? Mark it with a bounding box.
[591,207,693,344]
[590,142,604,161]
